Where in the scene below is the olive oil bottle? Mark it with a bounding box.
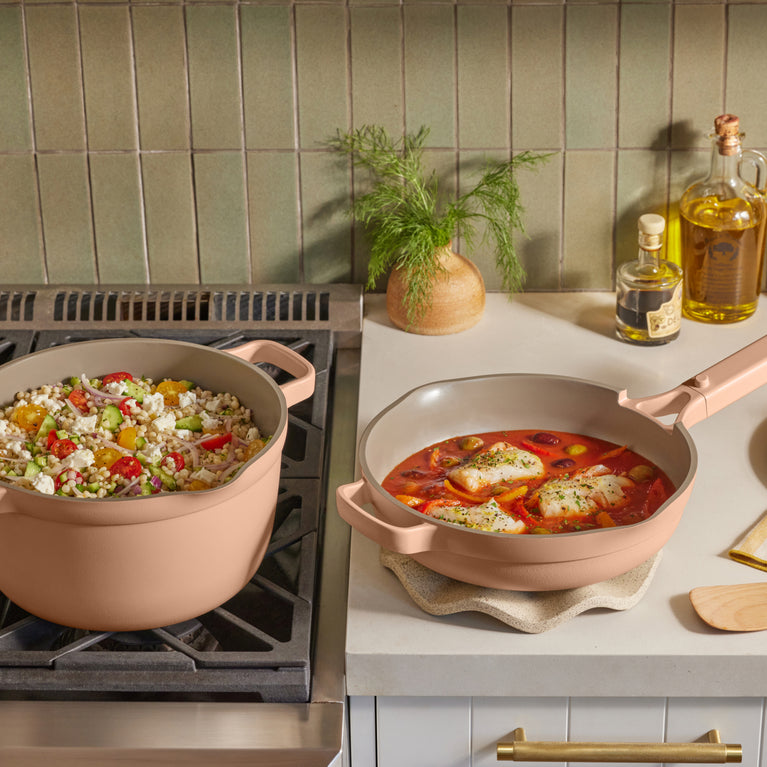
[680,114,767,323]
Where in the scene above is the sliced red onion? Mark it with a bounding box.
[217,461,244,483]
[81,377,124,402]
[150,475,163,491]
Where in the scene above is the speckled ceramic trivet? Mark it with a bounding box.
[380,549,662,633]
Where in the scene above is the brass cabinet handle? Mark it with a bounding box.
[497,727,742,763]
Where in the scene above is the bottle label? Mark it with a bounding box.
[647,282,682,338]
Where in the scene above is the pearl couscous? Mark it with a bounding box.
[0,371,269,498]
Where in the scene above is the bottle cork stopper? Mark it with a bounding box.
[714,114,741,155]
[638,213,665,235]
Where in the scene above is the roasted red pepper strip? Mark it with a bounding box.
[520,440,553,457]
[443,478,486,503]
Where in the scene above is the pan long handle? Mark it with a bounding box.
[225,339,315,409]
[620,333,767,431]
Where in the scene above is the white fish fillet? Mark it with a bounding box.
[537,468,634,518]
[448,442,544,493]
[425,498,527,534]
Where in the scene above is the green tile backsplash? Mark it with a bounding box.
[1,1,766,291]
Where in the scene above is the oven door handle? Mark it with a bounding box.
[336,479,438,554]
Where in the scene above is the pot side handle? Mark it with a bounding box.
[336,479,438,555]
[226,339,316,408]
[620,333,767,431]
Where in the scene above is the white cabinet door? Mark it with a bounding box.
[376,696,472,767]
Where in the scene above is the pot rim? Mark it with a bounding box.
[0,337,291,512]
[358,372,698,542]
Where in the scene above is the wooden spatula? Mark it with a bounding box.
[689,583,767,631]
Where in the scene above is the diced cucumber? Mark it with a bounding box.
[69,377,80,387]
[149,465,176,490]
[175,414,202,432]
[34,455,48,467]
[140,481,155,496]
[180,380,194,390]
[135,436,146,450]
[56,429,68,439]
[87,482,100,493]
[100,404,123,432]
[35,413,57,441]
[24,461,41,478]
[121,379,145,404]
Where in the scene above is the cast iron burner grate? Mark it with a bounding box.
[0,325,335,703]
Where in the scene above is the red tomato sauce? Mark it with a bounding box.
[381,429,675,534]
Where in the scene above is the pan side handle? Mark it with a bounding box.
[620,333,767,430]
[336,479,438,555]
[226,339,316,408]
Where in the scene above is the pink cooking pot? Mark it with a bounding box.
[0,338,314,630]
[337,334,767,591]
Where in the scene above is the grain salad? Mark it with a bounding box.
[0,371,269,498]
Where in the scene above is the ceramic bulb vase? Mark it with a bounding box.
[386,246,486,335]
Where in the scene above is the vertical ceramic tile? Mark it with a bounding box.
[37,154,97,283]
[457,6,509,149]
[25,5,86,151]
[565,6,618,150]
[350,7,403,134]
[516,151,563,291]
[247,152,301,283]
[563,150,615,289]
[619,5,671,149]
[193,152,250,283]
[241,6,295,150]
[89,154,147,283]
[300,151,352,283]
[79,5,137,151]
[186,5,243,150]
[0,156,44,283]
[615,150,670,269]
[404,5,455,147]
[295,6,348,149]
[671,5,725,149]
[141,154,198,284]
[727,6,767,148]
[511,5,563,151]
[133,6,190,151]
[0,8,32,151]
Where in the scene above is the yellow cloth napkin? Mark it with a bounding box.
[729,511,767,571]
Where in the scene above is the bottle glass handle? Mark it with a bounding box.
[739,149,767,194]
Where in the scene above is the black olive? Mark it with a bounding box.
[551,458,575,469]
[532,432,560,445]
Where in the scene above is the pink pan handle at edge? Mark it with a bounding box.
[619,333,767,432]
[226,339,316,409]
[336,479,438,555]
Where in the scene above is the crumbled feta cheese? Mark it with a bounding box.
[104,382,126,396]
[246,426,261,441]
[142,392,165,416]
[204,396,223,413]
[9,442,31,460]
[152,413,176,433]
[175,430,194,441]
[191,468,217,484]
[0,421,8,435]
[201,412,220,431]
[30,393,64,412]
[179,391,197,409]
[71,415,98,435]
[141,445,163,464]
[31,473,55,495]
[62,448,95,470]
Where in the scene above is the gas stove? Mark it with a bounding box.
[0,285,361,764]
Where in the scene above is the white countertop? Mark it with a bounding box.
[344,292,767,698]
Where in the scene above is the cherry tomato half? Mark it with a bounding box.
[117,397,136,416]
[55,469,84,491]
[116,426,138,450]
[12,404,48,433]
[161,451,185,473]
[199,433,233,451]
[109,456,142,480]
[157,380,188,406]
[46,429,59,449]
[67,389,90,414]
[102,372,133,386]
[50,438,78,460]
[94,447,122,470]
